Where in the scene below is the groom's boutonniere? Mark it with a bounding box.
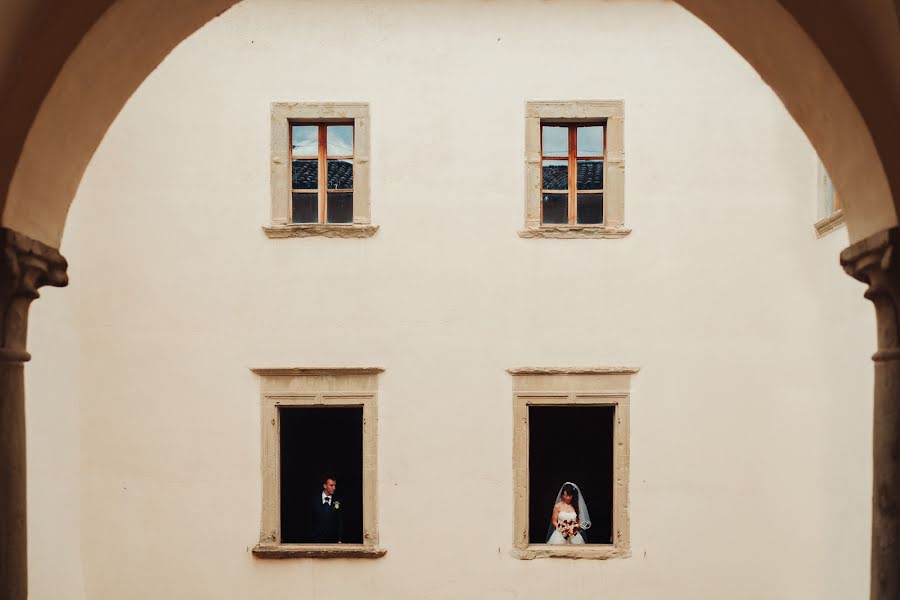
[333,501,340,510]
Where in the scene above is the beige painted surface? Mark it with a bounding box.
[26,1,875,598]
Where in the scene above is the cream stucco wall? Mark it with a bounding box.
[26,0,876,598]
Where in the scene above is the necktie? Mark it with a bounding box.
[324,498,330,505]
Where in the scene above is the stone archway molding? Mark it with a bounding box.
[0,1,898,599]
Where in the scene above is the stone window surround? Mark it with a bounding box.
[251,367,385,559]
[265,103,377,239]
[815,159,845,238]
[510,366,636,560]
[522,101,629,239]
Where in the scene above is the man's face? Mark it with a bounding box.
[323,479,336,496]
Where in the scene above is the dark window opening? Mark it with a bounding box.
[279,406,364,543]
[528,405,614,544]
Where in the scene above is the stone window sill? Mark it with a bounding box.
[518,226,632,239]
[814,209,845,238]
[263,224,379,239]
[512,545,630,560]
[252,544,387,559]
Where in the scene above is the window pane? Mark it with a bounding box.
[327,125,353,156]
[577,193,603,224]
[327,159,353,189]
[292,159,318,190]
[292,192,318,223]
[542,160,568,190]
[291,125,318,156]
[542,193,568,224]
[577,160,603,190]
[327,192,353,224]
[541,126,568,157]
[577,126,603,156]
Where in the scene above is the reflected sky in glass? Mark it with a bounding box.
[577,126,603,156]
[291,125,317,156]
[542,126,567,157]
[328,125,353,156]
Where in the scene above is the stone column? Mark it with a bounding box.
[0,229,67,600]
[841,227,900,600]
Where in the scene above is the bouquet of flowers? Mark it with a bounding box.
[558,517,579,540]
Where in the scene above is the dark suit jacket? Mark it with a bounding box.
[308,495,343,543]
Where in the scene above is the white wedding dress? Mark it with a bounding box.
[546,511,585,545]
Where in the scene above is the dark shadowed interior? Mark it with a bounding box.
[528,405,614,544]
[279,406,364,543]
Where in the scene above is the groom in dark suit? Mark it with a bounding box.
[307,475,343,543]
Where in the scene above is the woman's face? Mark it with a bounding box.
[562,491,572,503]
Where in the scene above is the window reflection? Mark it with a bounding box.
[327,125,353,156]
[292,159,318,190]
[327,192,353,224]
[577,126,603,157]
[541,126,568,157]
[327,159,353,190]
[577,193,603,224]
[291,126,318,156]
[542,160,568,190]
[577,160,603,190]
[542,194,568,224]
[292,193,318,223]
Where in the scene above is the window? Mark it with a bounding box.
[510,367,636,559]
[815,160,844,237]
[252,367,385,558]
[290,123,355,225]
[539,124,605,225]
[522,101,629,238]
[266,103,377,238]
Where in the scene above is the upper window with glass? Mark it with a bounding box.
[522,101,627,239]
[266,103,374,239]
[541,124,605,225]
[291,123,355,224]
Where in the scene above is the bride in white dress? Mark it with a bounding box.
[546,482,591,545]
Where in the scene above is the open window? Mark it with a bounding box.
[528,405,614,544]
[252,367,385,559]
[279,406,364,544]
[511,367,636,559]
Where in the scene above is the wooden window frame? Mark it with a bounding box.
[251,367,386,559]
[539,122,605,225]
[266,103,377,239]
[522,101,629,239]
[289,121,355,224]
[509,367,636,560]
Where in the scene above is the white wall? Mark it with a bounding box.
[27,0,875,598]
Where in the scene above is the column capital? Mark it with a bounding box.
[841,227,900,363]
[0,228,68,363]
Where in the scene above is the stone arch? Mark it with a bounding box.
[0,1,898,599]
